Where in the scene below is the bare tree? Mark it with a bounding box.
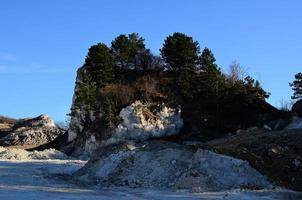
[279,99,293,112]
[226,61,247,83]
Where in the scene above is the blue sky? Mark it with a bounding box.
[1,0,302,121]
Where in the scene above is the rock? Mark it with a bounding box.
[69,99,183,157]
[109,101,183,143]
[285,116,302,130]
[207,128,302,191]
[72,141,271,192]
[126,144,137,151]
[268,119,291,130]
[292,100,302,117]
[263,124,272,131]
[292,159,302,170]
[268,147,280,157]
[0,146,69,160]
[0,114,65,149]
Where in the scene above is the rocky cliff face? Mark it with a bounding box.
[68,68,183,156]
[69,100,183,156]
[0,114,65,149]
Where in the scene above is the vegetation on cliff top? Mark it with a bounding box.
[74,32,283,139]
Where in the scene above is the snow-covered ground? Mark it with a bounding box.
[0,147,301,200]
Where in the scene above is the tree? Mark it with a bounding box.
[77,43,116,110]
[242,76,269,100]
[199,47,225,96]
[226,61,247,83]
[160,32,200,71]
[85,43,116,87]
[111,33,146,70]
[200,48,221,75]
[290,72,302,100]
[135,49,165,71]
[160,33,200,99]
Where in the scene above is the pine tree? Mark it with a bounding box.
[111,33,146,70]
[85,43,116,87]
[290,72,302,100]
[160,32,200,99]
[160,32,200,71]
[199,48,225,96]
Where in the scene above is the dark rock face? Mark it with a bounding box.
[292,100,302,117]
[0,114,66,149]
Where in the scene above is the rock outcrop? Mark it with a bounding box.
[0,114,66,149]
[69,100,183,157]
[106,101,183,143]
[68,65,286,157]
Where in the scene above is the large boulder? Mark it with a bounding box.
[292,99,302,117]
[0,114,66,149]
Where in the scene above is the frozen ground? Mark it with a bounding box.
[0,148,301,199]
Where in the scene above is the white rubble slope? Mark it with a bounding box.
[0,146,68,160]
[109,101,183,143]
[74,141,272,192]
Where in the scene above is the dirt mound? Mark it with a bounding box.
[73,141,271,192]
[206,128,302,191]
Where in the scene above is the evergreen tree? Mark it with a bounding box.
[136,50,165,71]
[160,32,200,99]
[77,43,116,111]
[76,72,97,109]
[160,32,200,71]
[85,43,116,87]
[244,76,270,101]
[111,33,146,70]
[199,47,225,96]
[290,72,302,100]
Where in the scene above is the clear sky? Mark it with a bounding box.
[1,0,302,121]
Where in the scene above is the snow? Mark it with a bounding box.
[0,146,301,199]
